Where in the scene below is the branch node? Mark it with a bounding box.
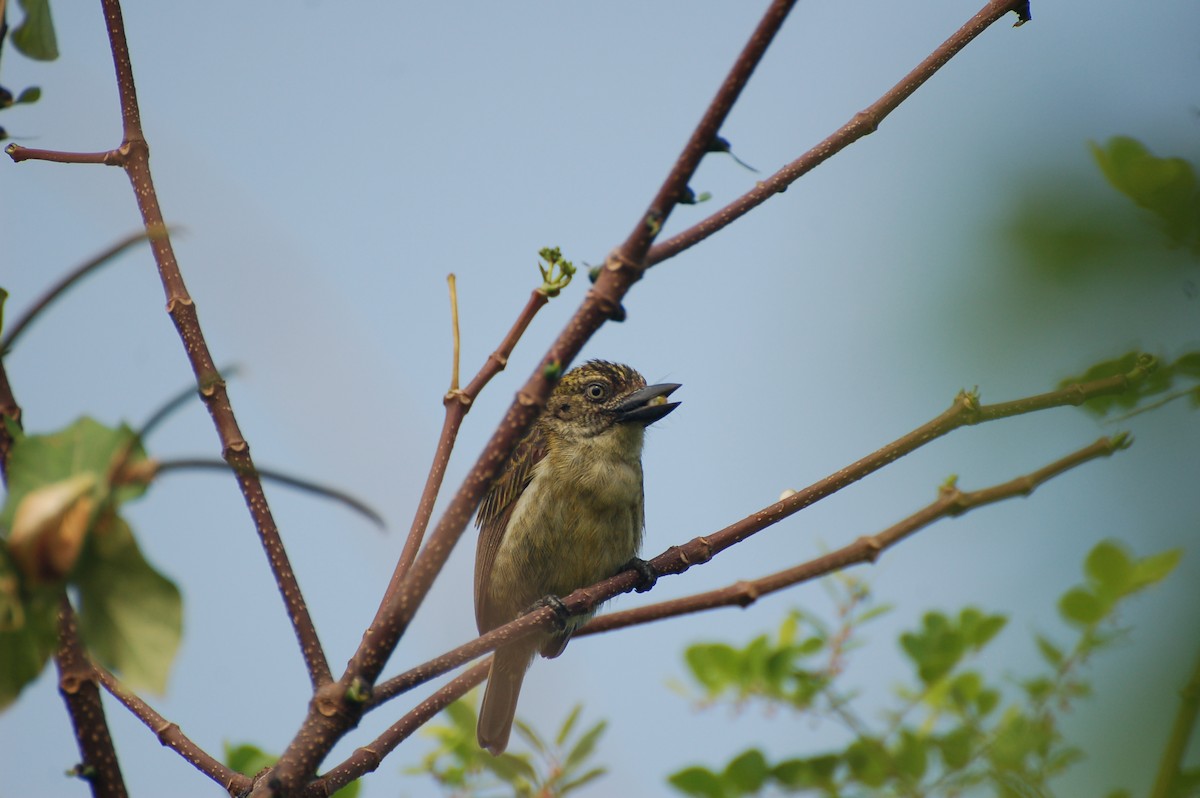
[733,580,760,607]
[153,721,180,745]
[516,391,539,408]
[861,535,884,562]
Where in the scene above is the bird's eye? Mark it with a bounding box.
[584,382,608,402]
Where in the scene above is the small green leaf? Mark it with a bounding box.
[560,766,606,795]
[844,738,888,787]
[1058,586,1105,627]
[513,718,547,755]
[556,703,583,747]
[894,730,928,780]
[1035,634,1064,667]
[1085,540,1133,594]
[723,749,768,793]
[564,719,606,772]
[668,766,725,798]
[12,0,60,61]
[1130,548,1182,590]
[939,727,974,769]
[16,87,42,105]
[225,742,277,776]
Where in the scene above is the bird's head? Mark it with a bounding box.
[541,360,681,441]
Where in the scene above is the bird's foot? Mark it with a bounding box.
[623,557,657,593]
[529,594,570,631]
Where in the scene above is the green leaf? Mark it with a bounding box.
[894,730,928,780]
[0,586,58,709]
[564,719,606,773]
[16,87,42,105]
[685,643,740,693]
[668,766,725,798]
[0,417,149,535]
[513,718,547,756]
[75,516,182,693]
[1130,548,1182,590]
[225,742,277,776]
[1091,136,1200,250]
[723,749,768,793]
[560,766,606,795]
[1058,586,1105,627]
[444,696,476,731]
[556,703,583,747]
[1085,540,1133,595]
[939,727,974,770]
[845,738,888,787]
[12,0,60,61]
[1035,634,1064,667]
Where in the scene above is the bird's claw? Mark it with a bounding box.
[530,595,570,631]
[623,557,657,593]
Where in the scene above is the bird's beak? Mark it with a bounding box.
[615,382,681,425]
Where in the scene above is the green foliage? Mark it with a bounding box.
[1060,351,1200,418]
[224,742,360,797]
[667,541,1182,798]
[411,695,607,797]
[1091,137,1200,255]
[11,0,60,61]
[0,417,181,706]
[537,247,576,298]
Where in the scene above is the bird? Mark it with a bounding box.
[473,360,680,755]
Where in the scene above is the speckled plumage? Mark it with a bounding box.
[473,361,679,755]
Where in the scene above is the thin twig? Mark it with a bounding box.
[448,274,461,393]
[303,662,490,798]
[54,597,129,798]
[1,227,170,353]
[5,145,122,165]
[582,436,1127,634]
[645,0,1031,268]
[154,458,385,530]
[94,664,248,796]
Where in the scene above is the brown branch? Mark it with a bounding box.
[261,5,803,793]
[94,664,248,796]
[645,0,1031,268]
[4,144,123,165]
[302,662,490,798]
[1,227,168,353]
[582,435,1128,634]
[361,361,1152,711]
[73,0,333,688]
[54,597,128,798]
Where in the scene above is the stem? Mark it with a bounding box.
[55,598,128,798]
[94,664,247,796]
[1149,645,1200,798]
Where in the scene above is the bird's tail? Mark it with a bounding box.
[477,644,533,755]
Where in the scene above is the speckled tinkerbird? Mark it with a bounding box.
[473,360,681,755]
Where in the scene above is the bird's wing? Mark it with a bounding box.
[474,425,547,634]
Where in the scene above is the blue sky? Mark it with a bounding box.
[2,1,1198,796]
